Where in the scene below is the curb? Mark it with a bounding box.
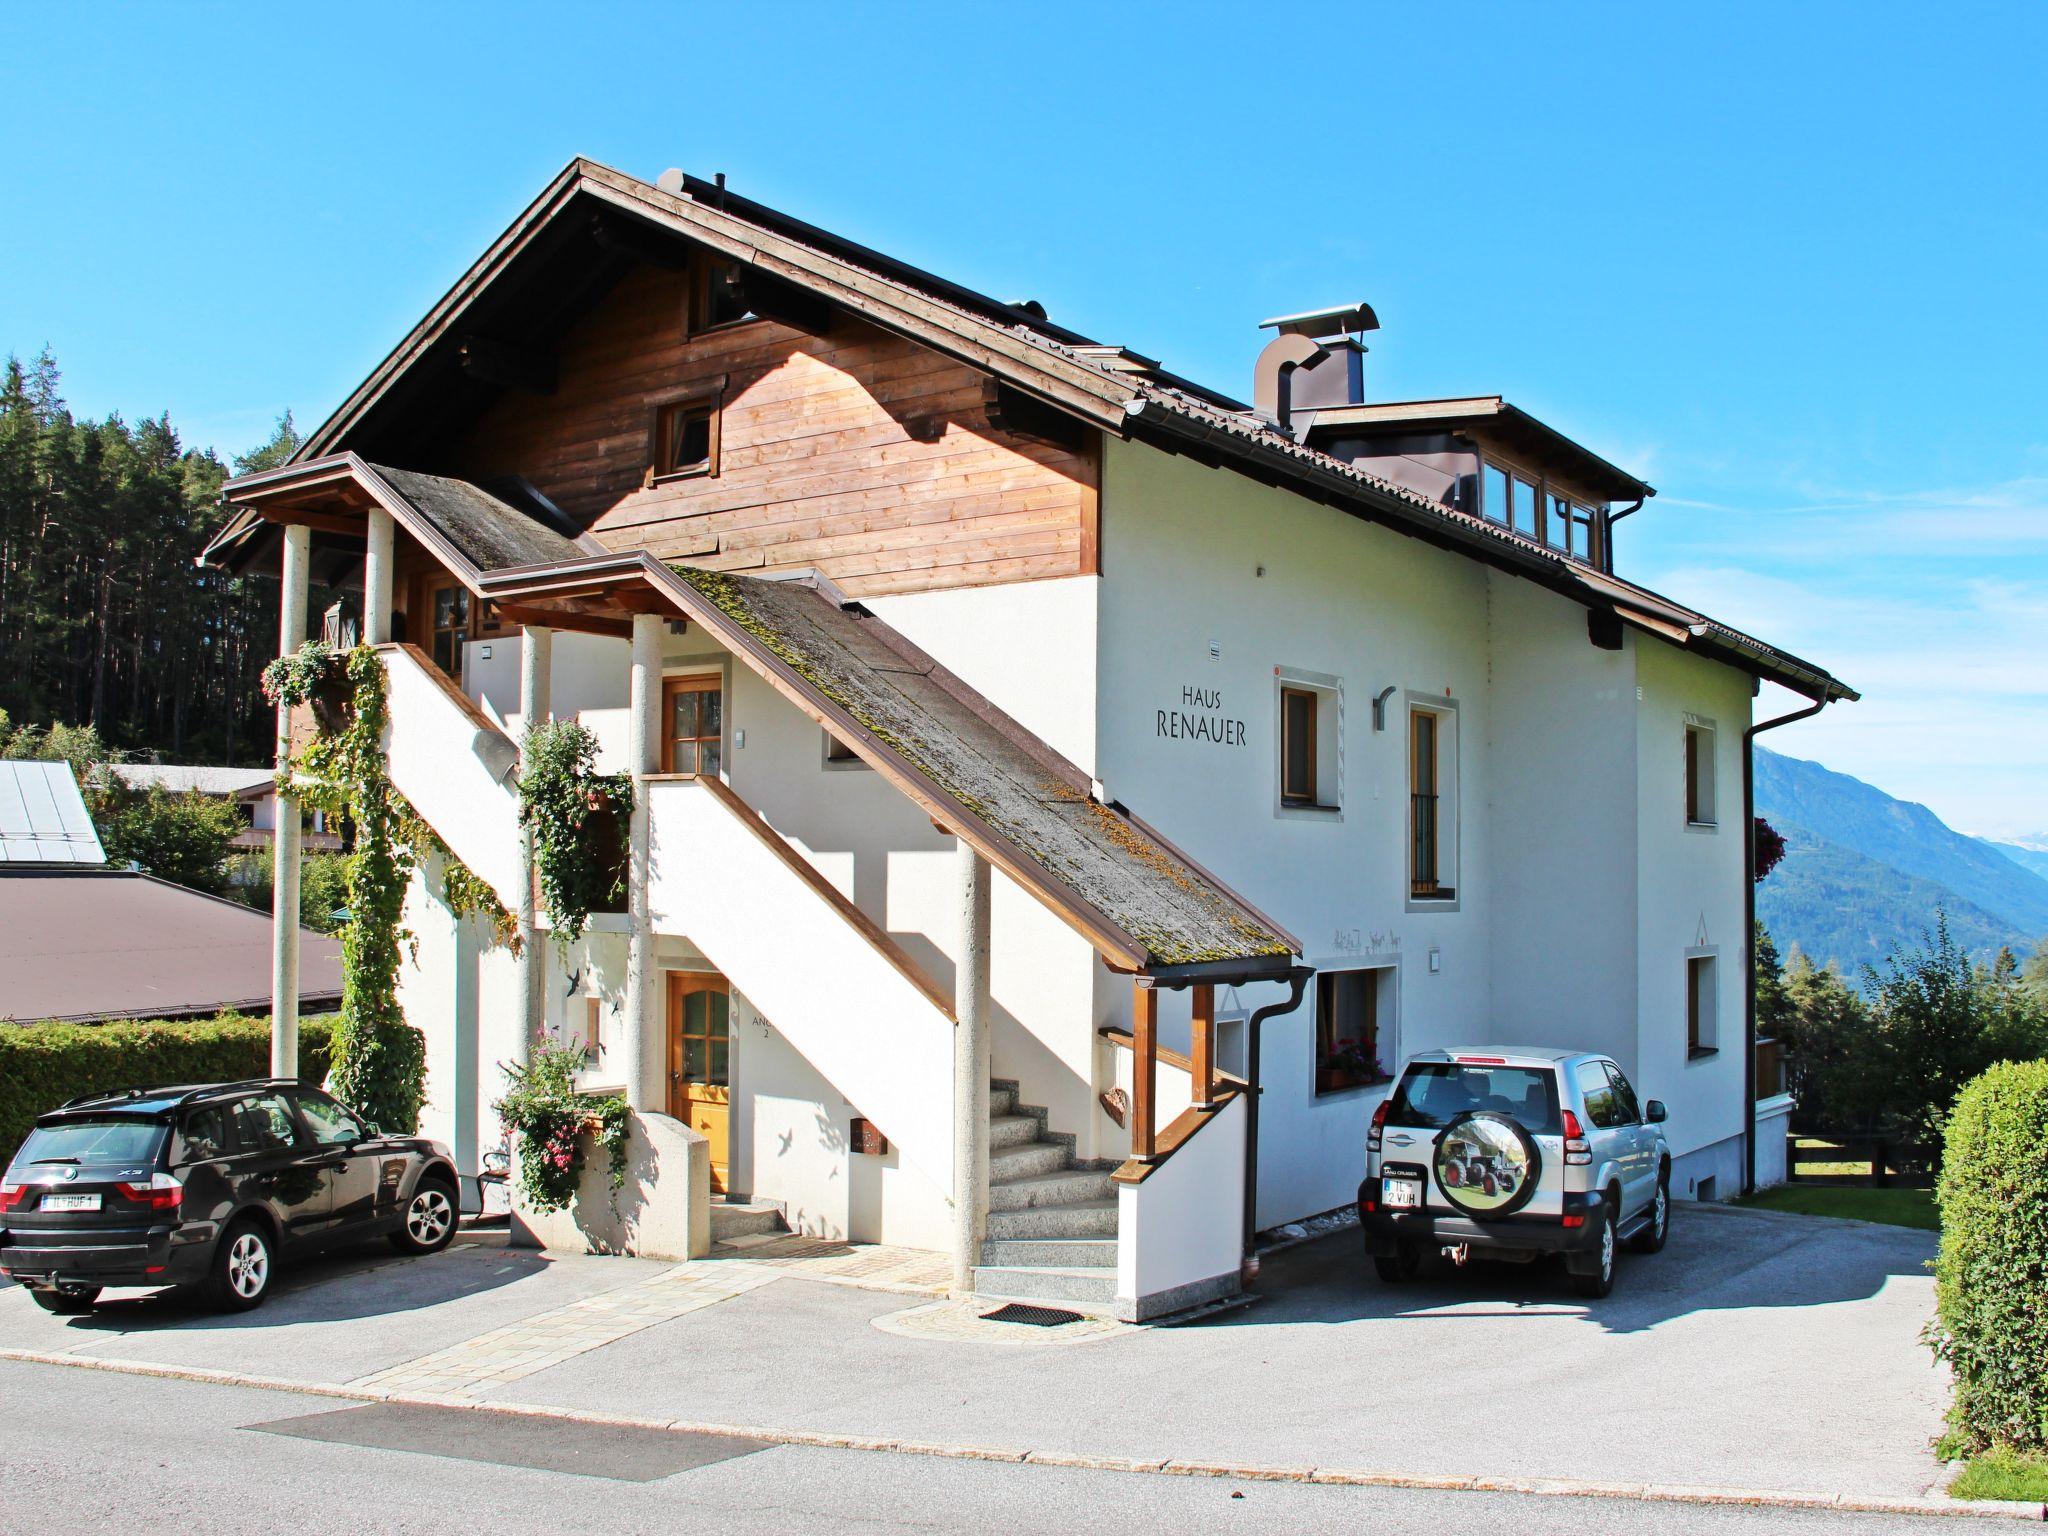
[1,1347,2039,1522]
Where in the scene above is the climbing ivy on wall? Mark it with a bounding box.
[267,641,516,1131]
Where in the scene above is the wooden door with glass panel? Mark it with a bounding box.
[661,675,723,776]
[423,579,472,686]
[667,973,731,1192]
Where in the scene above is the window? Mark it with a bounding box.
[1276,674,1340,813]
[652,396,719,481]
[1386,1062,1561,1134]
[231,1094,300,1153]
[692,257,755,333]
[1511,475,1540,538]
[1314,970,1387,1094]
[1576,1060,1625,1129]
[662,675,723,775]
[1410,707,1455,900]
[1546,492,1572,552]
[583,996,604,1063]
[17,1119,166,1166]
[294,1092,365,1147]
[429,581,471,684]
[1477,459,1603,567]
[177,1107,230,1162]
[1604,1062,1643,1124]
[1280,687,1318,806]
[1684,720,1717,826]
[822,732,867,769]
[1482,462,1510,528]
[1687,955,1718,1057]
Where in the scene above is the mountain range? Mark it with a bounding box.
[1754,747,2048,974]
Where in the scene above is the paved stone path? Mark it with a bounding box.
[345,1237,951,1399]
[701,1234,952,1293]
[348,1261,781,1398]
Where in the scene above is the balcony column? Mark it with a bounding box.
[270,523,312,1078]
[950,840,991,1297]
[511,624,552,1069]
[621,613,663,1113]
[363,507,395,646]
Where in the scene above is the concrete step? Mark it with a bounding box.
[988,1166,1115,1212]
[973,1264,1118,1306]
[988,1140,1073,1182]
[986,1197,1119,1239]
[709,1199,787,1244]
[980,1237,1117,1269]
[988,1085,1017,1118]
[987,1114,1043,1149]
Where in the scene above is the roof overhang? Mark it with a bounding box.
[472,550,1299,976]
[266,158,1850,707]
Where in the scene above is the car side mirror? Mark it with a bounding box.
[1645,1100,1668,1124]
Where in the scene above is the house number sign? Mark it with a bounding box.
[1157,685,1246,746]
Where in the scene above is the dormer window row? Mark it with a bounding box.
[1478,459,1604,565]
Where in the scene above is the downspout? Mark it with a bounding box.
[1742,693,1828,1194]
[1601,496,1647,572]
[1242,966,1313,1275]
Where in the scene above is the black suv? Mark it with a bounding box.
[1,1080,461,1314]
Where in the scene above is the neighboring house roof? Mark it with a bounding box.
[0,762,106,866]
[112,763,274,798]
[0,868,343,1024]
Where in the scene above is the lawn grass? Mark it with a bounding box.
[1950,1448,2048,1502]
[1735,1183,1939,1230]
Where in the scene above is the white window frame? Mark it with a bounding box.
[1684,713,1718,830]
[1274,667,1343,819]
[1406,692,1461,912]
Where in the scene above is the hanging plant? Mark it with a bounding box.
[493,1037,630,1214]
[517,718,633,946]
[261,639,354,732]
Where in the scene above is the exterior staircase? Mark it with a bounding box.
[709,1197,788,1246]
[974,1078,1117,1309]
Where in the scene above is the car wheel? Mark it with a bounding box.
[1632,1169,1672,1254]
[1372,1241,1421,1283]
[1572,1199,1618,1299]
[29,1286,100,1315]
[389,1176,459,1256]
[207,1219,275,1312]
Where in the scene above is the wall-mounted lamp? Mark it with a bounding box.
[1371,685,1398,731]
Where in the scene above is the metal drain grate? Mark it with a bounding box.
[980,1302,1085,1327]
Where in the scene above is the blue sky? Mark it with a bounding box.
[4,3,2043,835]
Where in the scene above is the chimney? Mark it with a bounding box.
[1253,302,1379,433]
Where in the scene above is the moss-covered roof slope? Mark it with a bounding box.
[664,565,1296,975]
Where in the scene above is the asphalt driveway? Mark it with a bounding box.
[0,1202,1950,1503]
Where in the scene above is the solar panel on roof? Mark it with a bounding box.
[0,761,106,865]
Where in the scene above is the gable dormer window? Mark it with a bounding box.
[692,257,756,334]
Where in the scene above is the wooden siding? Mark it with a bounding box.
[448,265,1097,598]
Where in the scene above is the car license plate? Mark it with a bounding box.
[1382,1176,1421,1210]
[40,1193,99,1213]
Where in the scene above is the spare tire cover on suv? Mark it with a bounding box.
[1432,1110,1542,1218]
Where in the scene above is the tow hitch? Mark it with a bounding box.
[1440,1242,1470,1267]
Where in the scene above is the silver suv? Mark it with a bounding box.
[1358,1048,1671,1298]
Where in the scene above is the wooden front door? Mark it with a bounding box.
[667,972,732,1192]
[661,675,723,776]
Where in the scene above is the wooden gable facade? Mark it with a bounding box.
[443,261,1099,599]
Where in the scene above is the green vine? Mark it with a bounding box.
[516,718,632,946]
[278,645,515,1131]
[493,1037,630,1214]
[260,638,341,710]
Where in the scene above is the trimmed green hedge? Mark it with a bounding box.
[1,1014,335,1163]
[1930,1058,2048,1455]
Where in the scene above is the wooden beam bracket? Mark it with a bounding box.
[984,379,1089,452]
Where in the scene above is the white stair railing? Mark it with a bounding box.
[646,775,958,1194]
